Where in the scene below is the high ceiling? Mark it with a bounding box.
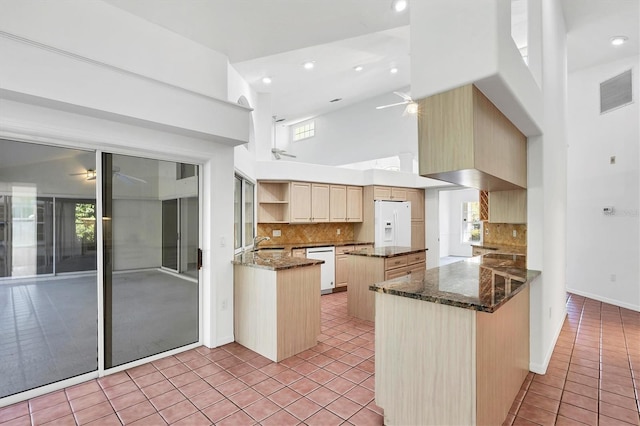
[104,0,638,125]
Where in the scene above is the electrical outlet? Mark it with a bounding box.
[337,228,341,235]
[273,229,281,237]
[512,230,517,238]
[610,156,616,164]
[219,237,225,247]
[610,274,616,282]
[548,307,552,319]
[222,299,228,310]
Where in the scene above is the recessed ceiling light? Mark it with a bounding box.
[262,77,272,84]
[354,65,363,72]
[391,0,408,12]
[610,36,628,46]
[303,61,315,70]
[390,67,399,74]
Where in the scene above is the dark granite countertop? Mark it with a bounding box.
[345,246,427,258]
[369,255,540,313]
[232,251,323,271]
[471,243,527,255]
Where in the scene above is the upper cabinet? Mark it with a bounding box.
[257,181,290,223]
[405,188,425,222]
[373,186,407,201]
[259,181,362,224]
[489,189,527,224]
[418,84,527,191]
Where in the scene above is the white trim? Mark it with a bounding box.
[101,342,202,376]
[529,306,567,374]
[566,287,640,312]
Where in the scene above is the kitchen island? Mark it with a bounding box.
[346,246,426,321]
[371,255,540,426]
[232,251,323,362]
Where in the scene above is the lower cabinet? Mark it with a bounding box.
[384,251,426,280]
[335,245,354,288]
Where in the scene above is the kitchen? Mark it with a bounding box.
[1,1,637,425]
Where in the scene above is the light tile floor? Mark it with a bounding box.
[0,291,638,425]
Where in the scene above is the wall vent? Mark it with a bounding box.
[600,69,633,114]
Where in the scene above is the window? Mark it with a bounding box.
[176,163,197,180]
[461,201,482,244]
[234,174,255,252]
[292,121,315,141]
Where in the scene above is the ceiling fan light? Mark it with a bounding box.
[390,67,398,74]
[262,76,272,84]
[610,36,628,46]
[303,61,315,70]
[391,0,408,12]
[406,102,419,114]
[354,65,363,72]
[86,169,96,180]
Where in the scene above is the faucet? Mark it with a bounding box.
[253,236,271,250]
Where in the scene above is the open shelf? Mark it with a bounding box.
[258,181,290,223]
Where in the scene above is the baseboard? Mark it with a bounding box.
[566,287,640,312]
[529,305,567,374]
[215,335,235,348]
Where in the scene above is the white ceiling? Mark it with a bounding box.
[104,0,638,124]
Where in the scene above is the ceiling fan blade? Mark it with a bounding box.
[375,101,410,110]
[393,91,413,101]
[114,172,147,184]
[280,152,297,158]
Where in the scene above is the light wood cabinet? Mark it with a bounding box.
[418,84,527,191]
[311,183,330,222]
[489,190,527,224]
[411,221,425,250]
[290,182,312,223]
[257,181,290,223]
[348,251,427,321]
[334,245,354,288]
[346,186,363,222]
[373,186,407,201]
[329,185,347,222]
[406,188,425,221]
[290,182,330,223]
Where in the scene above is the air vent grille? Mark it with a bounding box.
[600,69,633,114]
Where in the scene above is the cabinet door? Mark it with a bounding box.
[373,186,392,200]
[335,255,349,287]
[489,190,527,224]
[290,182,312,223]
[330,185,347,222]
[411,221,425,249]
[311,183,330,222]
[390,187,407,201]
[346,186,363,222]
[406,189,425,221]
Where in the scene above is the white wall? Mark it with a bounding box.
[439,188,478,257]
[566,56,640,311]
[526,0,569,374]
[278,91,418,166]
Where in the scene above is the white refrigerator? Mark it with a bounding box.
[374,200,411,247]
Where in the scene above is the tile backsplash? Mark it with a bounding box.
[258,223,356,245]
[484,222,527,247]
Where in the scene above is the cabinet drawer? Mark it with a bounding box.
[385,265,411,280]
[407,251,426,265]
[408,262,425,275]
[385,255,408,270]
[335,245,355,255]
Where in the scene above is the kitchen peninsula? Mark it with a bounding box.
[346,246,427,321]
[232,251,323,362]
[371,255,540,426]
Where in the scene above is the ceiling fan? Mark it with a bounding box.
[376,91,419,115]
[69,167,147,184]
[271,148,297,160]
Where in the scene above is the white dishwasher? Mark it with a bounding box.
[306,246,335,294]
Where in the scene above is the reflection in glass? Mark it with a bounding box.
[234,176,241,249]
[244,181,255,247]
[105,153,199,368]
[0,139,97,398]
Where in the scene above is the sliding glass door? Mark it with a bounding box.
[103,153,200,368]
[0,139,97,398]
